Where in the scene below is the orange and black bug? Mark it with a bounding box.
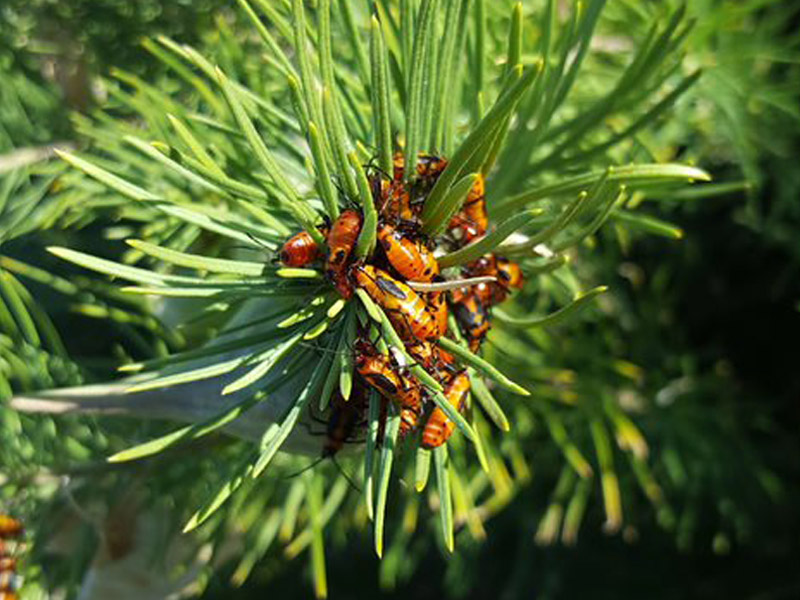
[496,256,524,291]
[399,404,422,438]
[390,152,448,185]
[396,153,448,199]
[408,154,449,215]
[376,153,448,223]
[326,209,363,298]
[421,371,471,449]
[425,278,449,338]
[464,254,496,275]
[463,254,503,306]
[451,289,491,352]
[449,173,488,243]
[377,223,439,282]
[0,558,15,572]
[406,340,457,381]
[0,517,21,540]
[279,231,321,267]
[414,154,449,183]
[434,346,456,367]
[355,346,403,400]
[351,265,439,341]
[374,178,417,225]
[433,346,460,382]
[405,340,435,371]
[354,341,422,410]
[464,173,488,231]
[323,386,368,458]
[368,154,414,225]
[464,254,524,306]
[0,572,21,594]
[290,388,366,490]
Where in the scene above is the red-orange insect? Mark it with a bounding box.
[434,346,456,369]
[421,371,471,449]
[323,387,367,458]
[407,154,449,217]
[326,210,363,298]
[374,153,448,224]
[279,231,321,267]
[405,340,435,371]
[406,340,458,381]
[377,223,439,282]
[0,592,18,600]
[0,558,15,572]
[391,153,448,186]
[426,283,449,338]
[449,173,488,243]
[399,404,422,438]
[0,516,22,539]
[451,289,491,352]
[464,174,488,232]
[464,254,495,274]
[463,254,499,305]
[473,281,496,307]
[353,336,425,440]
[390,153,406,180]
[496,256,524,290]
[417,155,449,179]
[375,180,416,225]
[355,342,422,410]
[402,339,453,379]
[464,254,524,306]
[0,572,21,593]
[351,265,439,341]
[433,346,459,382]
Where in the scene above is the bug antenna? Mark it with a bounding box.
[298,341,350,358]
[284,456,325,479]
[246,232,273,251]
[226,244,266,254]
[369,163,392,181]
[331,175,348,199]
[332,456,362,493]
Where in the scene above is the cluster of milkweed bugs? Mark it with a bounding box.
[278,153,524,456]
[0,515,23,600]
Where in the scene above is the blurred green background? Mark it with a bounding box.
[1,1,798,598]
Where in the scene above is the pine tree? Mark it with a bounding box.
[2,1,797,598]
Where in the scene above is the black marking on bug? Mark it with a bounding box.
[376,276,408,300]
[454,301,488,329]
[368,373,399,395]
[331,248,348,266]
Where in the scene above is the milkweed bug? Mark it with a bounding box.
[421,371,470,449]
[351,265,439,341]
[326,209,363,298]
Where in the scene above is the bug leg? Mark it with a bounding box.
[332,456,362,493]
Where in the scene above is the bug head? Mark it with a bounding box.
[496,257,524,289]
[353,338,377,363]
